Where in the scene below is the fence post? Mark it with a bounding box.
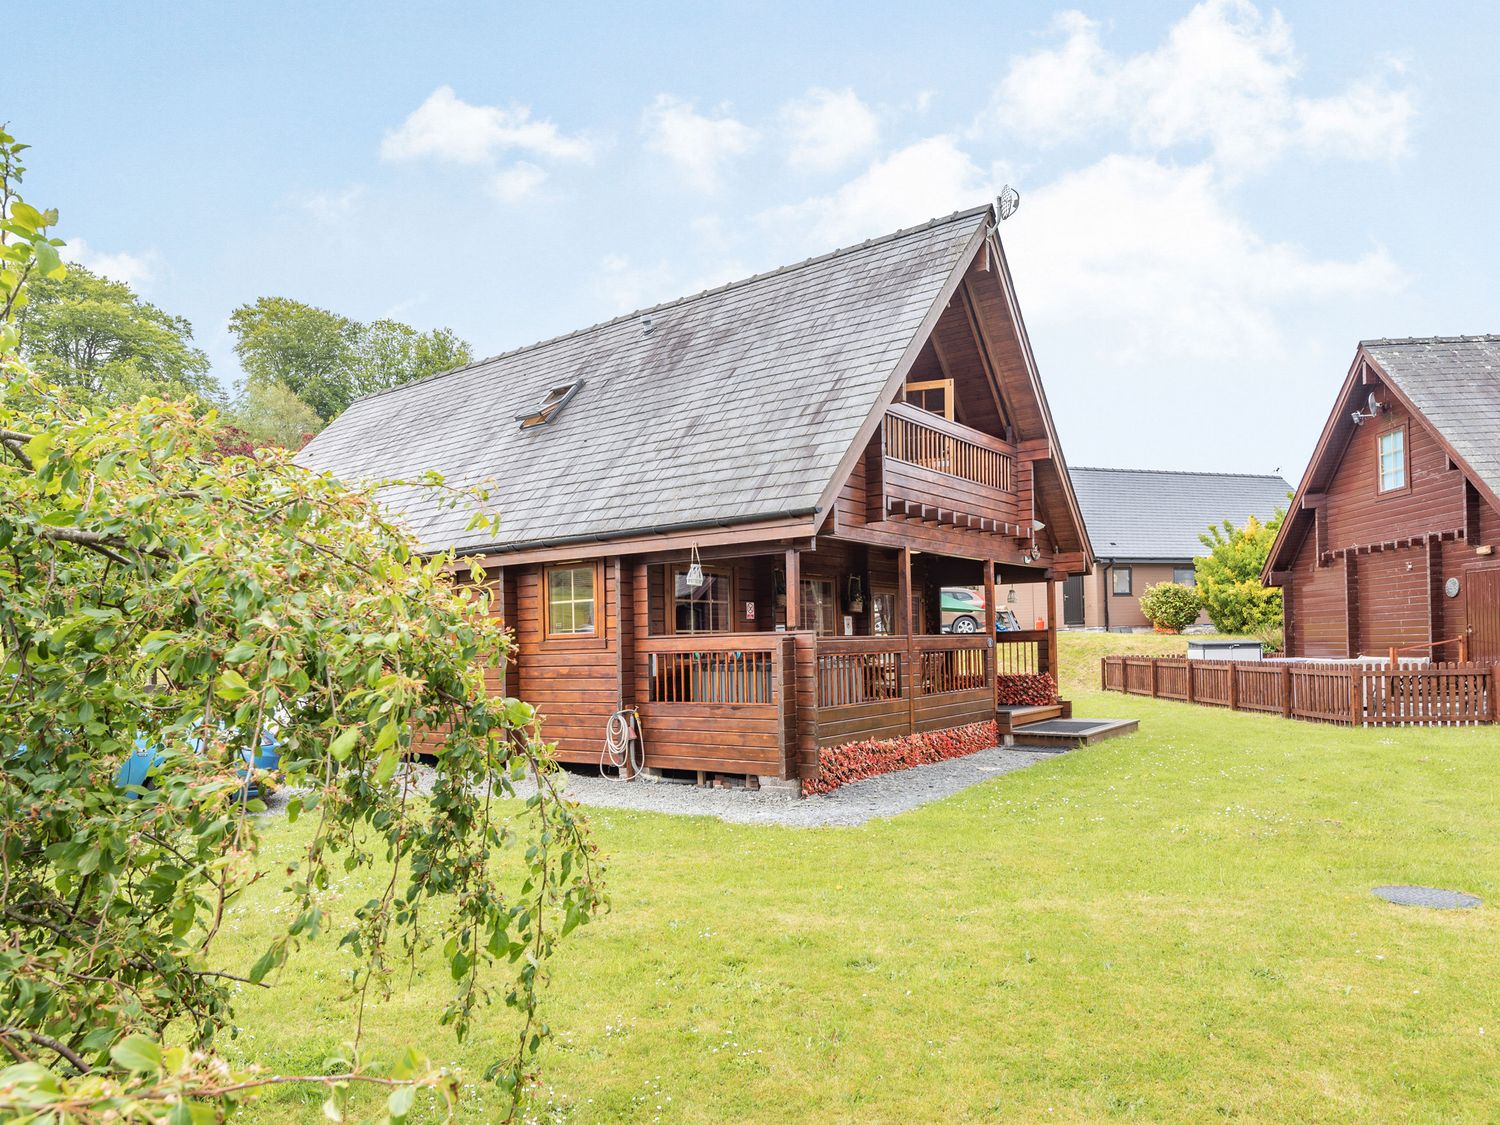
[1228,663,1240,711]
[1349,668,1363,727]
[1186,661,1196,703]
[1491,665,1500,723]
[1149,658,1159,699]
[1100,656,1107,691]
[1281,663,1292,718]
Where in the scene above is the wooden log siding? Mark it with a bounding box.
[1101,655,1498,727]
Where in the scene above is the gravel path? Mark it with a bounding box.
[258,745,1059,828]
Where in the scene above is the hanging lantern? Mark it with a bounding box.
[846,575,865,613]
[1007,586,1018,605]
[685,544,705,590]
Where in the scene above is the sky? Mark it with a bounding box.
[13,1,1500,483]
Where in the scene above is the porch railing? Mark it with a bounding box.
[1101,655,1500,727]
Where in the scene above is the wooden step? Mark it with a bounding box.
[1006,718,1139,751]
[996,700,1073,735]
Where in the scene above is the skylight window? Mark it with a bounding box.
[514,380,582,430]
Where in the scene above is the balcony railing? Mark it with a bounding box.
[882,402,1014,491]
[872,404,1022,531]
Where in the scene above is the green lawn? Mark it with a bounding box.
[222,632,1499,1122]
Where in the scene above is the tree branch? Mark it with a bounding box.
[0,1025,92,1074]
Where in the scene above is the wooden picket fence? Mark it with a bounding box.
[1100,656,1500,727]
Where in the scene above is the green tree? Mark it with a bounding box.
[16,264,220,409]
[0,130,601,1124]
[1195,511,1285,634]
[1139,581,1202,633]
[230,298,472,422]
[230,376,323,448]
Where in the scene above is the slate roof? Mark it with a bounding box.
[1362,336,1500,500]
[1071,467,1292,562]
[297,206,990,553]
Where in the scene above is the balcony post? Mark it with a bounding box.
[900,547,916,735]
[784,547,801,632]
[984,559,997,709]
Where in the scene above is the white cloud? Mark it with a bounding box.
[489,162,548,203]
[1002,154,1404,360]
[985,1,1414,172]
[302,185,365,223]
[381,85,592,165]
[642,95,758,193]
[61,239,155,289]
[757,136,993,248]
[779,87,879,173]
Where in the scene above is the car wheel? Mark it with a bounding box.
[952,615,978,633]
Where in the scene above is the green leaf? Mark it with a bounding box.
[374,747,400,785]
[8,201,43,231]
[373,721,398,753]
[109,1034,162,1073]
[328,726,359,762]
[387,1085,416,1119]
[216,668,250,700]
[224,642,258,664]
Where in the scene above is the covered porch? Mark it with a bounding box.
[625,541,1059,780]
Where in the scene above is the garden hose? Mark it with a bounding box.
[602,708,644,781]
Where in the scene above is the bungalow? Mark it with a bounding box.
[1264,336,1500,662]
[298,204,1095,785]
[1009,467,1290,631]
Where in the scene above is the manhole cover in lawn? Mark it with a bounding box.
[1372,885,1480,909]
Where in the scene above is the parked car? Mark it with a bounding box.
[940,588,986,633]
[941,588,1025,633]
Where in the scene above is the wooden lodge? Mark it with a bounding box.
[298,205,1096,784]
[1264,336,1500,665]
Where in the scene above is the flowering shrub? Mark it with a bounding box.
[996,672,1058,706]
[804,720,999,796]
[1139,581,1202,633]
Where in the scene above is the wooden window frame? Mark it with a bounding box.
[903,378,955,421]
[1376,423,1410,495]
[1111,566,1133,597]
[799,576,839,635]
[542,561,604,645]
[669,565,735,634]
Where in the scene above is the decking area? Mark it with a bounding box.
[636,629,1060,779]
[1101,654,1500,727]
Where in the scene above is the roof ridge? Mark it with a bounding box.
[348,203,995,408]
[1361,334,1500,346]
[1071,465,1289,481]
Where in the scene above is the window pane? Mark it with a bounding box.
[547,566,594,634]
[1173,566,1196,586]
[552,602,574,634]
[1113,568,1132,595]
[573,566,594,599]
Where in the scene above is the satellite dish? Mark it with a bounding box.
[996,186,1020,221]
[1367,391,1381,415]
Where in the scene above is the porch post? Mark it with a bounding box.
[784,548,801,632]
[900,548,916,734]
[1045,576,1059,681]
[984,560,997,710]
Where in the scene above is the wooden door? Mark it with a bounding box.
[1467,567,1500,662]
[1063,575,1085,627]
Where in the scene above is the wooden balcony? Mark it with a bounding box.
[869,403,1025,534]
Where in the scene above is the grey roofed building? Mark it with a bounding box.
[1071,466,1292,563]
[296,206,991,554]
[1361,336,1500,501]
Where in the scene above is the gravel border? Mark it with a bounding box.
[256,745,1057,828]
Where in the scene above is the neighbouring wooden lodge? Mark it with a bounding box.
[1265,336,1500,663]
[299,205,1095,784]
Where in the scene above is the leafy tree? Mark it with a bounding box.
[230,297,472,422]
[16,264,220,409]
[1195,511,1285,635]
[1,130,601,1123]
[230,375,323,448]
[1138,581,1202,633]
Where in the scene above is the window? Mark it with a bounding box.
[1378,426,1407,492]
[871,592,898,636]
[1172,566,1196,586]
[799,578,838,635]
[515,380,582,429]
[545,565,596,636]
[904,378,954,421]
[1112,567,1133,596]
[673,568,731,633]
